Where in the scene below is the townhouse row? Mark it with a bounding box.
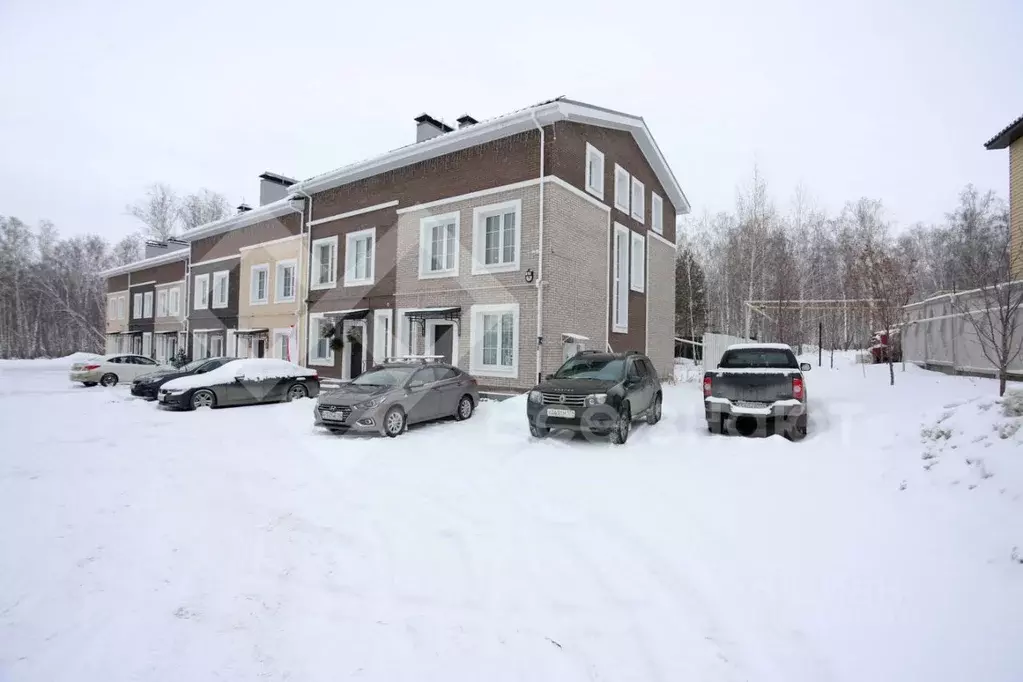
[100,98,689,392]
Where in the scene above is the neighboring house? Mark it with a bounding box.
[181,174,304,361]
[291,98,688,390]
[984,113,1023,280]
[99,245,189,360]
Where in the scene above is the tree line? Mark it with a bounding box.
[0,185,229,358]
[674,170,1020,390]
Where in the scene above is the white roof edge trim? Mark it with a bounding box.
[179,198,304,242]
[290,100,689,215]
[98,249,190,278]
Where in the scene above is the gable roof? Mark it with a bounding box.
[984,113,1023,150]
[289,98,691,214]
[98,246,189,278]
[178,197,304,242]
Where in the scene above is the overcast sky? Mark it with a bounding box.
[1,0,1020,241]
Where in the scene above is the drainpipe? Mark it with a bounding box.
[531,111,546,384]
[289,189,313,365]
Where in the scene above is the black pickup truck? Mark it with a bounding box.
[703,343,811,439]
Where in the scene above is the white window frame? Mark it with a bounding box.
[419,212,460,279]
[613,223,630,333]
[275,259,298,303]
[212,270,230,309]
[142,332,152,358]
[631,178,645,223]
[108,296,117,321]
[651,192,664,234]
[156,289,168,318]
[308,313,335,366]
[118,296,126,320]
[168,286,180,317]
[193,274,210,310]
[614,165,630,214]
[344,227,376,287]
[373,309,394,363]
[585,143,605,199]
[472,199,521,275]
[132,293,142,319]
[469,303,519,378]
[630,231,645,293]
[310,236,338,290]
[143,291,153,318]
[250,264,269,305]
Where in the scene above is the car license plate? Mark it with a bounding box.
[736,400,768,408]
[546,408,575,418]
[321,410,346,421]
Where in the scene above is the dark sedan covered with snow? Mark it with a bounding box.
[131,357,234,399]
[158,358,319,410]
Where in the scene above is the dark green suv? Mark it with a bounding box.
[526,351,663,444]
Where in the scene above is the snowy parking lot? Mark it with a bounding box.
[1,356,1021,681]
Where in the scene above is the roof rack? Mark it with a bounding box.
[623,350,642,356]
[383,355,445,364]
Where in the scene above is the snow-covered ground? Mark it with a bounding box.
[1,355,1021,681]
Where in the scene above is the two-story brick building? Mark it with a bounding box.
[985,113,1023,279]
[102,98,689,392]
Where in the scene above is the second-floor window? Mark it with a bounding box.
[311,237,337,289]
[194,274,210,310]
[614,165,630,214]
[472,200,521,274]
[212,271,230,309]
[631,178,645,223]
[108,297,117,321]
[585,143,604,199]
[613,223,629,332]
[420,213,459,278]
[143,292,153,318]
[630,231,645,293]
[344,228,375,287]
[250,265,269,305]
[156,289,168,317]
[133,293,143,319]
[168,287,180,316]
[276,260,297,303]
[118,296,126,320]
[651,193,664,234]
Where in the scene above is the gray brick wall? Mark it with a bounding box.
[646,236,676,378]
[541,182,610,372]
[394,185,541,391]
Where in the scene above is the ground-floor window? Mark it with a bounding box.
[192,332,224,360]
[469,303,519,378]
[273,330,292,361]
[308,315,334,366]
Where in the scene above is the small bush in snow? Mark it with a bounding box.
[996,420,1021,440]
[1011,547,1022,565]
[1000,390,1023,418]
[921,425,952,441]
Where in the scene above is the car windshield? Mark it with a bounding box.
[351,367,416,387]
[719,349,797,369]
[180,359,210,372]
[554,357,626,380]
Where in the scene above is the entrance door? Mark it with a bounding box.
[432,323,455,364]
[254,338,266,358]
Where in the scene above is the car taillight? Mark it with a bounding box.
[792,376,804,401]
[84,364,100,371]
[703,375,712,398]
[310,373,318,381]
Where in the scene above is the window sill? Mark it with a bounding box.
[471,261,520,276]
[343,278,374,288]
[612,324,628,334]
[585,184,604,200]
[249,300,268,306]
[212,303,229,310]
[631,213,644,224]
[310,281,336,291]
[470,364,518,379]
[274,296,297,304]
[418,269,458,280]
[614,202,629,213]
[630,284,644,294]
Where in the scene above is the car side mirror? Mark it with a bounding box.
[800,362,812,372]
[408,380,425,389]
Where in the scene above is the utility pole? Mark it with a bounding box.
[818,321,823,367]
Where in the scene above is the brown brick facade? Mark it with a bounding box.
[1011,138,1022,279]
[191,213,302,263]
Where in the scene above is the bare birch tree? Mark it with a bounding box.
[178,189,231,231]
[127,183,179,239]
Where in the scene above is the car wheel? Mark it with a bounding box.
[100,373,118,387]
[647,393,662,425]
[455,395,474,421]
[789,414,808,441]
[285,383,308,402]
[383,406,406,438]
[609,405,631,445]
[190,389,216,410]
[82,382,97,387]
[529,423,550,438]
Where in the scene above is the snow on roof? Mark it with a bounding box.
[179,197,304,243]
[289,98,690,214]
[98,248,190,278]
[725,343,794,351]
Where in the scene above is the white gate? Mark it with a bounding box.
[701,332,751,369]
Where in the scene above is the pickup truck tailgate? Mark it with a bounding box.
[710,371,796,402]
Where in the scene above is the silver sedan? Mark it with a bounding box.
[314,362,480,437]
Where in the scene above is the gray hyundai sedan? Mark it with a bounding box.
[313,360,479,437]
